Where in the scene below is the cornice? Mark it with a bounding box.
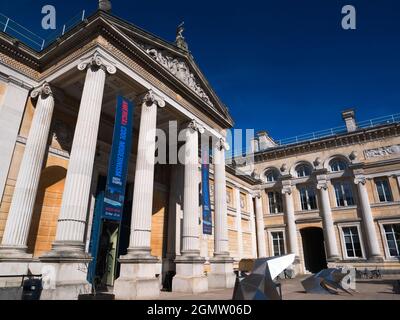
[250,123,400,164]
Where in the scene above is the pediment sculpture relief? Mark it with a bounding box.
[138,43,214,108]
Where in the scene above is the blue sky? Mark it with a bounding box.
[1,0,400,144]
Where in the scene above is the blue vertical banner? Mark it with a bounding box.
[201,146,212,235]
[102,96,134,221]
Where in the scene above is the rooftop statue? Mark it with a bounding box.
[175,22,189,51]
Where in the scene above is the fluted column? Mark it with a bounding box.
[354,175,382,260]
[316,176,340,261]
[173,120,208,293]
[127,90,165,257]
[49,52,116,256]
[0,82,54,258]
[248,194,257,258]
[234,187,243,259]
[213,137,230,257]
[181,120,204,256]
[255,193,267,257]
[282,185,299,257]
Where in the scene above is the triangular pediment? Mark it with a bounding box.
[100,14,233,126]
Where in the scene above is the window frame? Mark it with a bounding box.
[264,169,279,183]
[338,223,366,260]
[298,185,318,211]
[378,220,400,259]
[333,181,355,207]
[329,159,347,172]
[267,190,283,215]
[374,178,393,203]
[268,229,287,257]
[295,164,312,178]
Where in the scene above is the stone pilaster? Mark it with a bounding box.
[208,137,235,289]
[354,174,383,260]
[39,52,116,300]
[255,193,267,257]
[173,120,208,293]
[316,176,340,261]
[248,194,258,258]
[0,78,30,204]
[0,82,54,259]
[114,90,165,300]
[235,187,243,259]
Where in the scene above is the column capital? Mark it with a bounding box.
[214,137,230,151]
[138,89,166,108]
[77,51,117,75]
[187,119,205,134]
[316,174,329,190]
[281,185,293,195]
[354,175,367,185]
[30,82,52,99]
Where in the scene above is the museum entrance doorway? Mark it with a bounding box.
[87,175,133,290]
[300,227,327,273]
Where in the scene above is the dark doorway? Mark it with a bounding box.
[300,227,327,273]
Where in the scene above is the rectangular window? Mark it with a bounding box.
[268,191,283,214]
[342,226,363,258]
[383,224,400,257]
[334,182,355,207]
[271,231,285,256]
[375,179,393,202]
[299,186,317,211]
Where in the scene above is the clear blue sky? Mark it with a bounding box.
[1,0,400,142]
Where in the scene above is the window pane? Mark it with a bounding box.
[334,184,345,206]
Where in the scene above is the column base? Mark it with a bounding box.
[0,245,32,261]
[326,255,341,262]
[38,244,92,300]
[114,254,160,300]
[172,255,208,293]
[208,256,236,289]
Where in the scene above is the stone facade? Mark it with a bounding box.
[0,8,398,300]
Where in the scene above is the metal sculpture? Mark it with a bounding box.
[301,268,354,295]
[232,254,295,300]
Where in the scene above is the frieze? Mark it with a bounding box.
[364,145,400,159]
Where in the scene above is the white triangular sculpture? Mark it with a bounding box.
[266,253,295,280]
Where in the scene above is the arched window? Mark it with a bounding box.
[295,164,312,178]
[264,169,279,182]
[329,159,347,172]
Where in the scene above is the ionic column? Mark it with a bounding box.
[212,138,230,257]
[354,175,382,260]
[173,120,208,293]
[282,185,299,257]
[114,90,165,300]
[247,194,257,258]
[48,52,116,256]
[127,91,165,257]
[234,187,243,259]
[0,82,54,258]
[255,193,267,257]
[316,177,340,261]
[208,137,235,289]
[181,120,204,256]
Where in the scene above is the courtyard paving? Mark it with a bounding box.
[158,275,400,300]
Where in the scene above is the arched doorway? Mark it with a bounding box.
[300,227,327,273]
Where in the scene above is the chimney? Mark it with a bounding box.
[250,138,259,153]
[257,131,277,150]
[99,0,112,12]
[342,109,357,132]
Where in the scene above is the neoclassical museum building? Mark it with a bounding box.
[0,3,399,299]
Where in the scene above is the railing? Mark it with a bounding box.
[0,10,86,51]
[275,113,400,146]
[0,13,45,50]
[227,113,400,159]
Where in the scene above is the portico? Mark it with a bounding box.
[0,7,237,299]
